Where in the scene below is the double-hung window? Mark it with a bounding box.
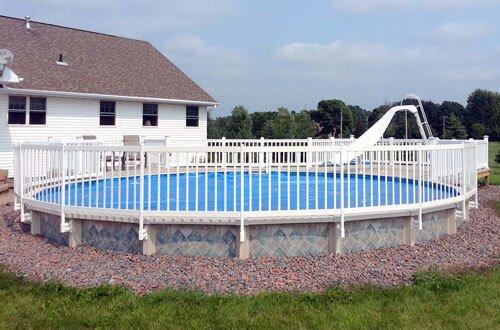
[143,103,158,126]
[8,96,27,124]
[29,97,46,125]
[99,101,116,126]
[186,106,199,127]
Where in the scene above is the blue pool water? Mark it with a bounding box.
[37,172,457,211]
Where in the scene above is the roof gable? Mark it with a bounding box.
[0,16,216,104]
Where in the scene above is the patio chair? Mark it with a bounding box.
[82,135,118,170]
[121,135,147,170]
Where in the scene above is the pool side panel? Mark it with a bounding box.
[154,224,238,258]
[81,220,142,253]
[412,208,455,243]
[248,223,330,258]
[339,217,407,254]
[34,211,69,246]
[28,204,463,258]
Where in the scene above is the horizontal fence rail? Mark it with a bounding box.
[14,139,478,239]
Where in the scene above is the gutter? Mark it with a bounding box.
[0,86,219,106]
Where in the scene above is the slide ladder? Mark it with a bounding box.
[401,94,433,139]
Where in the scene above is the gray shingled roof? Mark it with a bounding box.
[0,15,217,104]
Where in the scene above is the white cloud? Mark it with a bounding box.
[332,0,500,14]
[274,39,498,84]
[433,22,492,43]
[165,34,248,77]
[275,40,438,74]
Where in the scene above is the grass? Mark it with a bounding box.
[487,141,500,185]
[0,267,498,328]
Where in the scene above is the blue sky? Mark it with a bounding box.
[1,0,500,116]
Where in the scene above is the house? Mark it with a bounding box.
[0,15,217,175]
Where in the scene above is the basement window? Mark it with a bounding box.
[8,95,26,124]
[99,101,115,126]
[29,97,46,125]
[143,103,158,126]
[186,106,199,127]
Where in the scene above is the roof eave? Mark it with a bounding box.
[0,87,219,106]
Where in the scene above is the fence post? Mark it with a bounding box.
[138,145,147,240]
[60,143,70,232]
[461,144,467,221]
[307,137,313,168]
[222,136,227,168]
[340,147,345,237]
[259,137,265,169]
[238,144,249,258]
[417,148,423,230]
[484,135,489,170]
[19,144,26,222]
[389,137,394,165]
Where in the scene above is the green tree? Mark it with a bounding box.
[349,105,369,137]
[294,110,316,138]
[444,114,467,139]
[250,111,276,138]
[470,123,486,139]
[312,99,353,138]
[466,89,500,140]
[225,105,253,139]
[260,108,297,139]
[207,114,227,139]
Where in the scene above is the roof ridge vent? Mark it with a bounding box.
[25,16,31,29]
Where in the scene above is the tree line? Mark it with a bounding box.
[208,89,500,141]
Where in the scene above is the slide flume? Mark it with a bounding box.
[332,105,427,164]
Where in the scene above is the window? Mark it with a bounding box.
[143,103,158,126]
[8,96,26,124]
[29,97,46,125]
[186,106,199,127]
[99,101,115,126]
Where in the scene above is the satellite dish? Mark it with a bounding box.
[0,49,21,84]
[0,49,14,65]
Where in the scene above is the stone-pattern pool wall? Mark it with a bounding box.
[248,223,330,258]
[339,217,407,254]
[412,208,454,243]
[154,225,238,258]
[31,211,69,246]
[29,203,467,259]
[80,220,142,254]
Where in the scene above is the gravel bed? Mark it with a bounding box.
[0,187,498,295]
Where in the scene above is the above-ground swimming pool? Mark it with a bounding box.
[37,172,457,211]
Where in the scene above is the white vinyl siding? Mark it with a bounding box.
[0,94,208,175]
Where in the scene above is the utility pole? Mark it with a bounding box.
[442,116,446,139]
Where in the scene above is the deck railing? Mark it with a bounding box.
[49,135,489,170]
[14,139,478,240]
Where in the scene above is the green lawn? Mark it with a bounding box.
[0,267,498,328]
[488,141,500,185]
